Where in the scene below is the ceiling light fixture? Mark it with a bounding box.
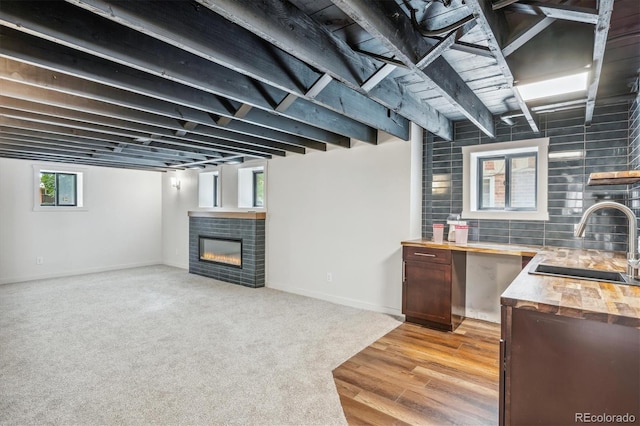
[515,71,590,101]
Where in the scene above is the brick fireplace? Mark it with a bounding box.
[188,211,265,288]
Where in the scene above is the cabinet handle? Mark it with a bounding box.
[414,253,436,257]
[402,261,406,282]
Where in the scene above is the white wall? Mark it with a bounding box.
[0,158,163,284]
[265,126,422,315]
[162,169,199,268]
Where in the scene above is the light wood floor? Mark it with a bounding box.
[332,319,501,425]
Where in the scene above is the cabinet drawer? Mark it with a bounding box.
[403,246,451,265]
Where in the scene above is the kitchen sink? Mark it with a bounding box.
[529,263,640,286]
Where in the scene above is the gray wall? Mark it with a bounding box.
[423,101,635,252]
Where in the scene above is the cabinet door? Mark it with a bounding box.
[403,261,451,324]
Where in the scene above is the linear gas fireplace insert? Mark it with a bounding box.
[199,236,242,268]
[188,211,265,288]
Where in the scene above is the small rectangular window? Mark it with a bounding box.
[39,172,78,207]
[253,170,264,208]
[213,173,219,207]
[477,153,536,211]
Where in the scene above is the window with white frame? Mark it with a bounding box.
[33,165,85,211]
[238,165,265,209]
[198,170,220,208]
[462,138,549,221]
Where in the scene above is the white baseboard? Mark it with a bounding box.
[267,281,402,317]
[0,260,163,285]
[162,260,188,270]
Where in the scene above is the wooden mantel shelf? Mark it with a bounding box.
[588,170,640,185]
[188,211,266,219]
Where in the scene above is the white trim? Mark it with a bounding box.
[266,281,403,317]
[462,138,549,221]
[32,164,87,212]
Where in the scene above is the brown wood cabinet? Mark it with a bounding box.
[500,306,640,425]
[402,246,466,331]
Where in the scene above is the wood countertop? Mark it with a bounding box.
[401,239,540,257]
[401,240,640,327]
[502,248,640,328]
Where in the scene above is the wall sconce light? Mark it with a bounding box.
[170,176,181,190]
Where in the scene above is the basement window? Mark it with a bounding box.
[33,165,85,211]
[238,165,266,209]
[198,170,221,208]
[462,138,549,221]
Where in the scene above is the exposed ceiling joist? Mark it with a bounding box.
[0,114,272,161]
[506,1,598,24]
[502,16,555,57]
[196,0,453,141]
[585,0,615,125]
[0,29,348,147]
[329,0,496,138]
[466,0,540,134]
[0,59,326,152]
[67,0,410,141]
[0,96,300,157]
[1,81,312,155]
[0,1,376,144]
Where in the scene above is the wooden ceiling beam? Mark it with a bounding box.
[0,58,325,151]
[505,2,598,24]
[0,114,272,161]
[66,0,409,141]
[585,0,615,125]
[0,133,208,164]
[0,0,372,144]
[196,0,452,141]
[0,100,291,157]
[0,29,345,147]
[0,86,306,155]
[502,16,555,57]
[329,0,495,138]
[465,0,540,133]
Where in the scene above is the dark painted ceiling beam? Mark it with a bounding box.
[0,114,274,160]
[0,142,174,169]
[0,101,291,158]
[585,0,614,125]
[1,133,211,165]
[505,2,598,24]
[0,84,308,155]
[65,0,410,141]
[0,58,325,151]
[465,0,540,133]
[329,0,496,138]
[0,1,373,143]
[0,149,174,171]
[0,124,229,164]
[0,30,347,147]
[196,0,453,141]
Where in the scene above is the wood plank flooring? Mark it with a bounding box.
[332,319,501,425]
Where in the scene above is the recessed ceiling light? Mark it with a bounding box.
[515,71,590,101]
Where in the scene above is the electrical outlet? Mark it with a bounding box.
[36,256,44,265]
[326,272,333,282]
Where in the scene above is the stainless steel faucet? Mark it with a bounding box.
[574,201,640,279]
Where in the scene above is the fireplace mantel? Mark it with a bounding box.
[188,211,266,220]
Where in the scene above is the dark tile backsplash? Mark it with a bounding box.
[423,100,637,252]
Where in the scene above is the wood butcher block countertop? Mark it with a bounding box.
[401,240,640,328]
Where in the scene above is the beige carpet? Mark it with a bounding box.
[0,265,401,425]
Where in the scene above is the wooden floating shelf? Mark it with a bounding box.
[587,170,640,186]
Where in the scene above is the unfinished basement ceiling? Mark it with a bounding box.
[0,0,638,171]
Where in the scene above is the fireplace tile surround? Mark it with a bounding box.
[188,211,265,288]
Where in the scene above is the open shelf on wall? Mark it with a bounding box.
[587,171,640,186]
